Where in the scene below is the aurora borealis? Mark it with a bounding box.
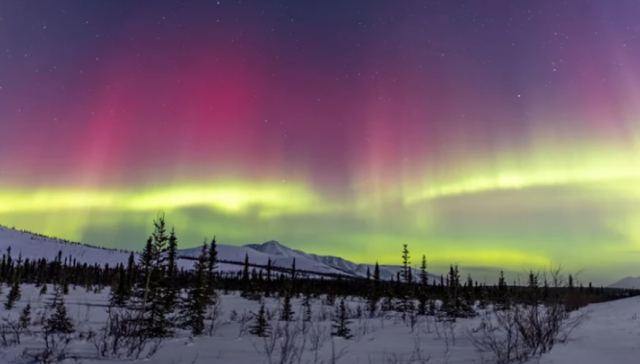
[2,1,640,283]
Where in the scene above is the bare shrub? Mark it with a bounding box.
[469,302,584,364]
[259,321,308,364]
[0,316,24,347]
[88,306,162,360]
[237,311,252,337]
[373,336,431,364]
[308,324,330,364]
[206,298,223,335]
[21,331,73,364]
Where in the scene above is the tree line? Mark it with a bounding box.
[0,215,637,342]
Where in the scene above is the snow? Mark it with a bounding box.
[537,296,640,363]
[1,285,639,363]
[2,225,640,363]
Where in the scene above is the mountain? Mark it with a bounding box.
[0,225,437,281]
[609,276,640,289]
[0,225,132,267]
[246,241,439,282]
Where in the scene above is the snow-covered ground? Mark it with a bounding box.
[1,284,639,363]
[537,296,640,363]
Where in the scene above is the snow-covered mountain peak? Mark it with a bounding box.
[245,240,293,256]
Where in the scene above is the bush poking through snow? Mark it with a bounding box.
[89,305,163,360]
[469,302,584,363]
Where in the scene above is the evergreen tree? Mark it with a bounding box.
[464,275,474,306]
[397,245,414,317]
[401,244,411,283]
[332,299,352,339]
[368,261,381,316]
[266,257,272,281]
[265,258,272,297]
[110,264,129,306]
[19,303,31,329]
[206,236,218,304]
[250,302,270,337]
[497,270,509,308]
[568,274,574,290]
[242,253,250,282]
[442,265,474,318]
[45,285,74,334]
[417,255,428,315]
[164,228,179,311]
[139,237,154,302]
[134,216,173,337]
[181,243,208,336]
[290,258,296,281]
[126,252,136,290]
[280,291,294,321]
[5,268,21,310]
[373,261,380,281]
[528,271,539,304]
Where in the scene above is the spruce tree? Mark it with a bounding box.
[497,270,508,308]
[181,243,208,336]
[45,285,74,334]
[373,261,380,281]
[464,275,474,306]
[241,253,255,298]
[134,216,173,337]
[19,303,31,329]
[368,262,381,316]
[401,244,411,284]
[280,291,294,321]
[206,236,218,304]
[417,255,428,315]
[126,252,136,291]
[265,258,272,297]
[5,269,21,310]
[332,299,352,339]
[397,245,414,317]
[443,265,474,318]
[266,258,272,281]
[528,271,539,304]
[250,302,270,337]
[139,237,154,303]
[242,253,250,282]
[164,228,179,311]
[110,264,129,306]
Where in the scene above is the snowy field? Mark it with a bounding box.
[1,285,639,364]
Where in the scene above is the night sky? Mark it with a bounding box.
[2,1,640,283]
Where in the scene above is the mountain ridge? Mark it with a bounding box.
[0,225,436,282]
[609,276,640,289]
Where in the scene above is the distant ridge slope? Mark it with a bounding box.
[609,276,640,289]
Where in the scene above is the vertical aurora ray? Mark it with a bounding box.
[2,1,640,283]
